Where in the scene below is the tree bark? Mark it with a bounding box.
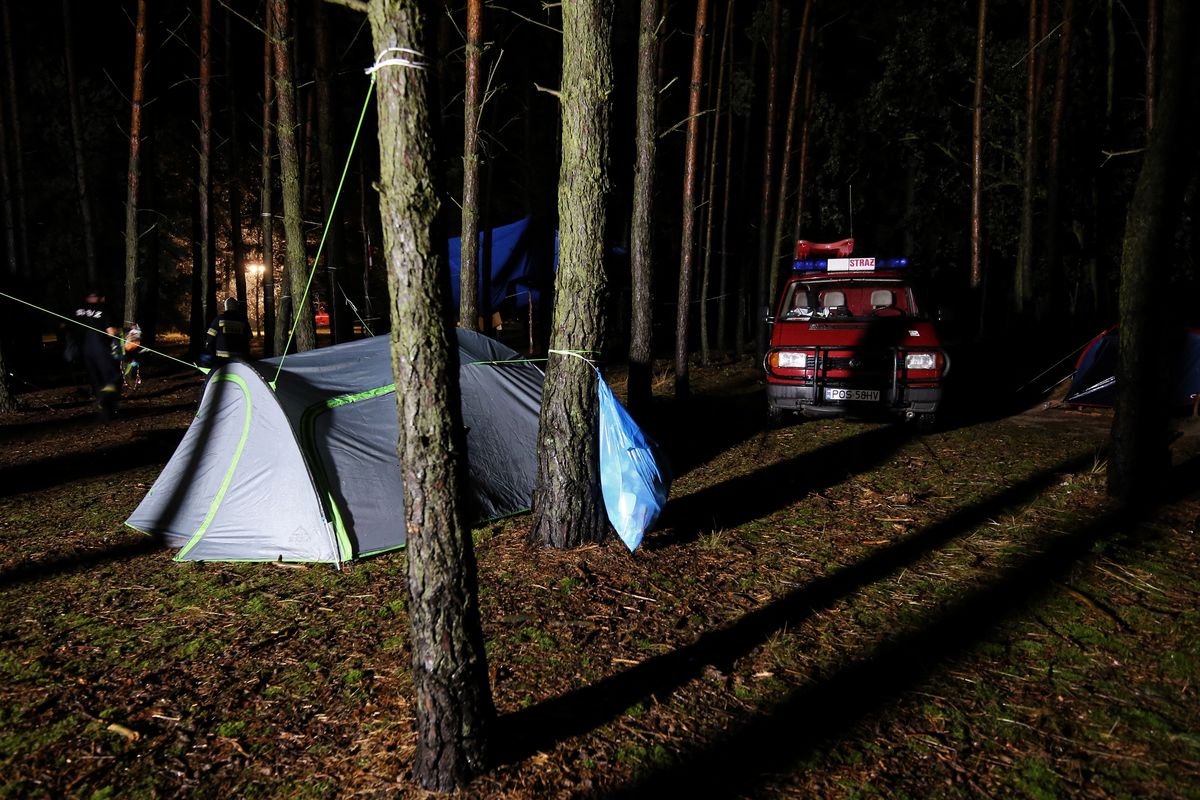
[459,0,484,332]
[715,18,737,355]
[768,0,813,306]
[1015,0,1040,317]
[531,0,612,548]
[791,62,814,248]
[272,0,316,353]
[970,0,987,292]
[124,0,147,328]
[0,343,13,412]
[626,0,661,417]
[62,0,99,288]
[261,8,276,356]
[1146,0,1158,132]
[1107,0,1196,503]
[1,0,28,281]
[227,8,247,309]
[753,0,781,358]
[0,56,15,279]
[733,37,759,357]
[674,0,709,401]
[698,0,731,366]
[367,0,494,789]
[315,0,349,343]
[1045,0,1073,320]
[199,0,215,330]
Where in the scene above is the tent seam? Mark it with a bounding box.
[174,374,253,560]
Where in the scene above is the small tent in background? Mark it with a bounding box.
[1067,326,1200,409]
[127,329,670,563]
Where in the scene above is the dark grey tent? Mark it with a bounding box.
[126,329,542,564]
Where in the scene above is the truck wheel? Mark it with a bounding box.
[766,403,783,426]
[914,412,937,430]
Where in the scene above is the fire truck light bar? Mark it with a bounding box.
[792,257,909,272]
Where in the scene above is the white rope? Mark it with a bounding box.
[547,348,599,370]
[365,47,428,75]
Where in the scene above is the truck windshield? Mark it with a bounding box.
[780,281,915,321]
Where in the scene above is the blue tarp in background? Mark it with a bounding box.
[447,217,555,313]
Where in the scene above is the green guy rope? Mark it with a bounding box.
[0,290,210,375]
[273,73,378,385]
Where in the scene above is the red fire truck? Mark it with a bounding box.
[763,238,950,424]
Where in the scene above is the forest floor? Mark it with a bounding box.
[1,344,1198,799]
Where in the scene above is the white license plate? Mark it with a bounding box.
[825,388,881,402]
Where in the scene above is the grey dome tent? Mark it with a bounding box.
[126,329,543,565]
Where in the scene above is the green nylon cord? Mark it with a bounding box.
[2,75,377,384]
[273,74,377,386]
[0,289,210,375]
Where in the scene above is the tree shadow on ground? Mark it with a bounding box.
[494,450,1107,769]
[651,422,915,547]
[642,383,773,480]
[0,533,165,590]
[0,400,198,440]
[604,457,1200,799]
[0,428,186,498]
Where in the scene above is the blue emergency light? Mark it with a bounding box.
[791,257,909,272]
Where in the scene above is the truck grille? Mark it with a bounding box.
[821,353,892,372]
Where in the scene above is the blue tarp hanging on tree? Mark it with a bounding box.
[597,378,670,551]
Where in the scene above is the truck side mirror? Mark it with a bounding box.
[761,305,774,325]
[937,306,955,324]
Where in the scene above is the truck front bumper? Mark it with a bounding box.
[767,382,941,418]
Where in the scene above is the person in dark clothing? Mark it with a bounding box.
[74,290,122,419]
[202,298,250,365]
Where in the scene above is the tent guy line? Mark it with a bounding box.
[272,72,376,384]
[0,289,208,375]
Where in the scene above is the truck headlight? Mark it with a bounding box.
[777,351,807,368]
[904,352,937,370]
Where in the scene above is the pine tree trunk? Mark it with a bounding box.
[141,126,160,347]
[698,0,731,366]
[715,24,735,355]
[0,344,13,412]
[459,0,484,331]
[1044,0,1073,322]
[227,9,247,309]
[1107,0,1196,502]
[753,0,781,358]
[272,0,315,353]
[673,0,708,401]
[368,0,494,789]
[626,0,660,417]
[62,0,99,288]
[531,0,612,548]
[791,64,814,246]
[733,38,759,357]
[261,9,276,356]
[0,69,15,279]
[1015,0,1040,317]
[124,0,147,328]
[314,0,348,343]
[199,0,215,328]
[970,0,987,292]
[1,0,28,281]
[1146,0,1158,132]
[768,0,813,306]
